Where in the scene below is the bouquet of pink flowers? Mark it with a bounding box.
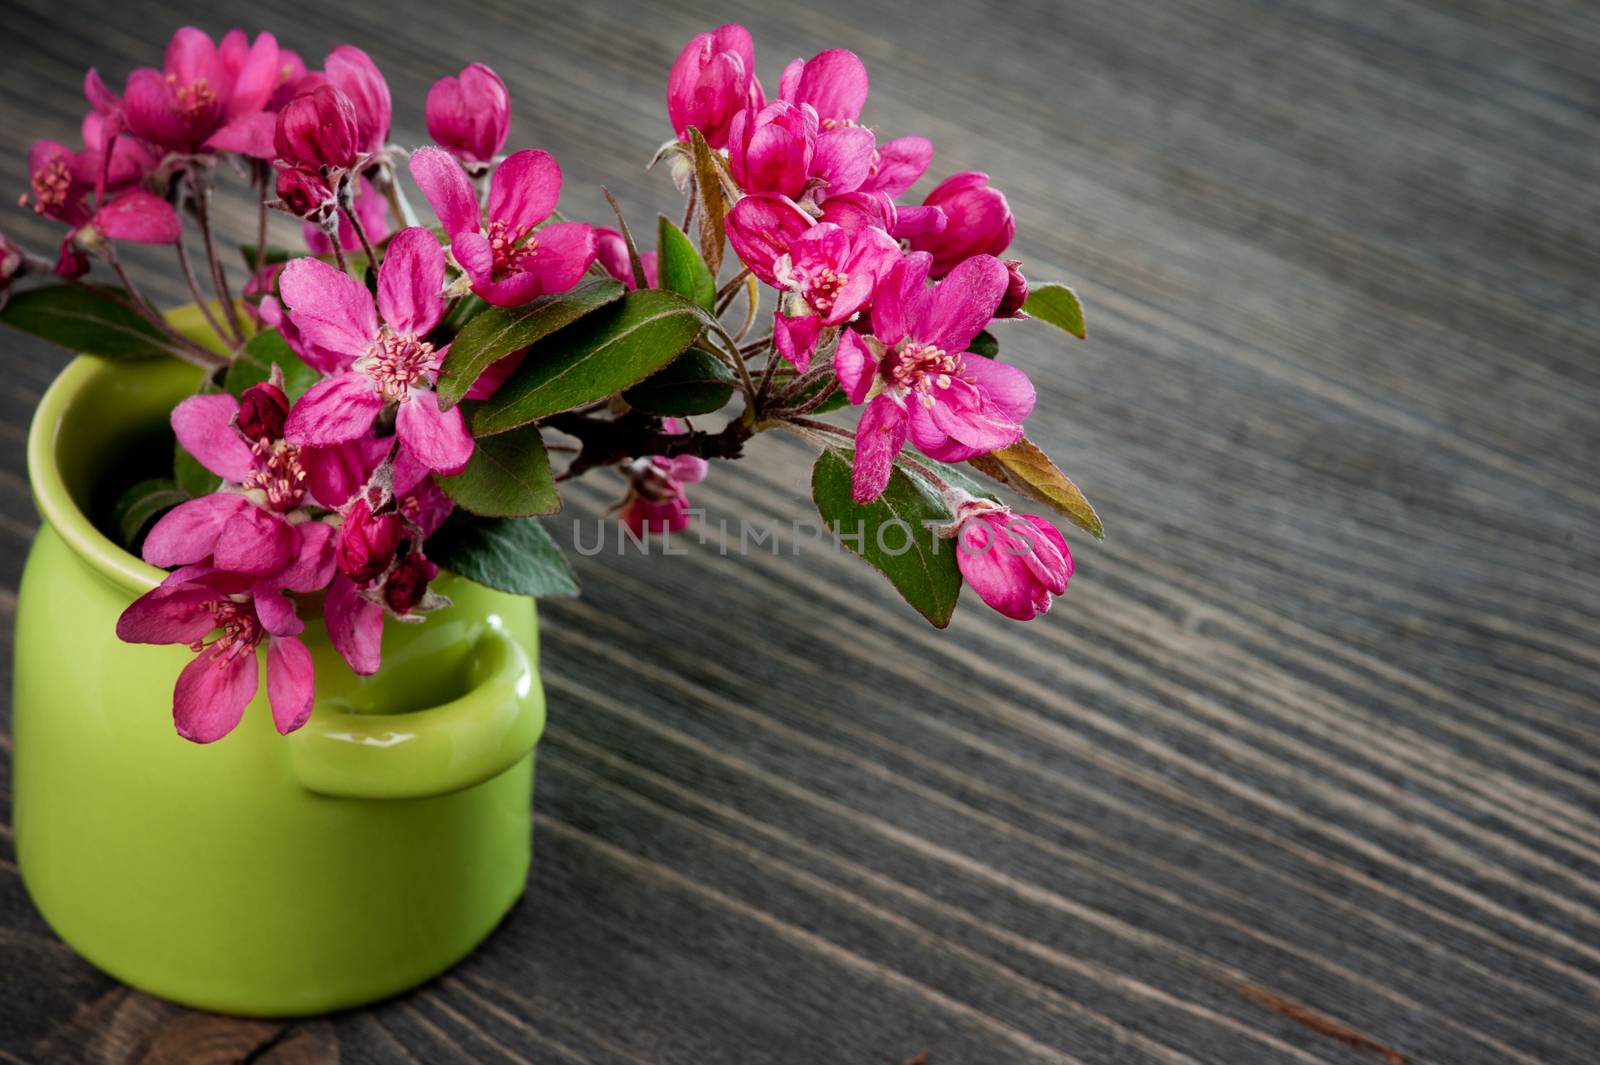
[1,24,1100,744]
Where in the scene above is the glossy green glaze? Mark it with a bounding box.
[13,327,545,1016]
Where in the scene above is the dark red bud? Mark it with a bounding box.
[996,259,1029,319]
[274,85,361,173]
[383,553,432,614]
[274,166,334,220]
[336,499,403,583]
[236,381,290,442]
[54,236,89,280]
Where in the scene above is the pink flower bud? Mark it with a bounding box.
[727,101,816,200]
[383,552,437,614]
[0,231,25,293]
[666,24,763,149]
[274,85,360,173]
[908,172,1015,278]
[323,46,391,156]
[426,63,510,170]
[953,504,1072,622]
[996,260,1029,319]
[594,228,658,290]
[54,237,89,279]
[236,381,290,442]
[274,165,335,219]
[336,499,403,583]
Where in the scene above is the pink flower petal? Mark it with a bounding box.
[516,221,596,297]
[464,350,526,401]
[398,474,455,537]
[863,136,933,198]
[283,372,384,447]
[851,395,907,503]
[115,582,222,645]
[409,146,480,239]
[252,586,303,637]
[269,519,339,594]
[725,193,813,286]
[213,507,295,576]
[811,126,876,198]
[142,493,251,569]
[172,393,253,482]
[916,254,1007,355]
[122,68,186,152]
[377,226,446,337]
[958,354,1036,424]
[871,252,931,347]
[267,635,315,734]
[396,391,474,474]
[93,192,181,244]
[787,49,869,124]
[325,575,384,675]
[278,256,378,362]
[226,31,280,117]
[1019,514,1072,595]
[301,440,376,508]
[773,312,822,373]
[955,516,1041,621]
[833,328,879,404]
[173,645,258,744]
[203,111,276,158]
[488,149,561,231]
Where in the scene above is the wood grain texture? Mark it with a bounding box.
[1,0,1597,1061]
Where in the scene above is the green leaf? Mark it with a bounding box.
[1023,283,1086,339]
[812,448,962,628]
[0,284,173,358]
[436,279,626,411]
[656,216,716,311]
[473,289,714,436]
[223,328,318,400]
[908,456,1000,503]
[969,330,999,358]
[436,422,560,518]
[428,515,579,598]
[174,440,222,498]
[622,347,736,416]
[112,477,187,551]
[967,438,1104,540]
[688,127,729,274]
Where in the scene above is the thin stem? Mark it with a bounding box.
[252,164,269,282]
[189,174,245,344]
[714,267,749,305]
[174,239,231,347]
[775,364,831,406]
[328,238,350,277]
[66,268,224,370]
[704,321,758,406]
[782,415,854,440]
[342,202,380,272]
[754,348,782,413]
[778,377,838,417]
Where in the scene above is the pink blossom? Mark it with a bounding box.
[116,558,328,742]
[952,502,1072,621]
[324,530,448,677]
[410,146,596,308]
[595,227,658,290]
[726,101,816,200]
[302,175,389,256]
[833,253,1034,502]
[279,227,474,476]
[24,140,181,256]
[274,84,361,173]
[666,24,764,149]
[778,48,931,198]
[726,193,899,369]
[426,63,510,173]
[121,27,283,158]
[908,172,1015,277]
[146,386,341,575]
[621,440,708,537]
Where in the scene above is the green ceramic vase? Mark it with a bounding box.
[13,323,546,1016]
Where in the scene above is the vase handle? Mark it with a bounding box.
[287,623,544,800]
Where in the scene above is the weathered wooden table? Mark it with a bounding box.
[2,1,1596,1062]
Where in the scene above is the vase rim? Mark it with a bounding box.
[28,354,173,598]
